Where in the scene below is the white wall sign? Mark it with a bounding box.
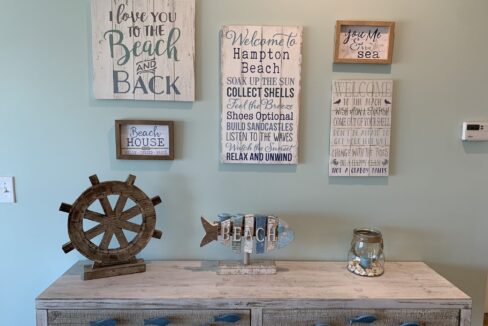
[91,0,195,101]
[329,80,393,177]
[220,25,303,165]
[120,124,169,156]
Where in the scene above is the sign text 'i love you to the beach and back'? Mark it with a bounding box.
[91,0,195,101]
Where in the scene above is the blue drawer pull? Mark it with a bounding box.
[144,317,171,325]
[400,324,420,326]
[314,323,330,326]
[349,315,377,324]
[214,313,241,323]
[89,320,116,326]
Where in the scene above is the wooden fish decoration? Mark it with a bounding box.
[200,214,294,254]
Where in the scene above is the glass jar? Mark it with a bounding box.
[347,228,385,277]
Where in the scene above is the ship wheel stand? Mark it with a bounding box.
[59,174,162,280]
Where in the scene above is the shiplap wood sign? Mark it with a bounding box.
[329,80,393,177]
[91,0,195,101]
[221,25,303,164]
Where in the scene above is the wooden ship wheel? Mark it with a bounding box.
[59,174,162,280]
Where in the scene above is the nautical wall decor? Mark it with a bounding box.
[115,120,174,160]
[91,0,195,101]
[59,175,163,280]
[334,21,395,64]
[329,80,393,177]
[200,214,294,274]
[220,25,303,164]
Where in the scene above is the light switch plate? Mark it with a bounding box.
[0,177,16,203]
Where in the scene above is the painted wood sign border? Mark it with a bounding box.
[329,80,393,177]
[334,21,395,64]
[91,0,195,101]
[116,120,174,160]
[220,25,303,165]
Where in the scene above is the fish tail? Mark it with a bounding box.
[200,216,219,247]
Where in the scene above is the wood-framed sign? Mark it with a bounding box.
[115,120,174,160]
[329,80,393,177]
[220,25,303,165]
[91,0,195,101]
[334,21,395,64]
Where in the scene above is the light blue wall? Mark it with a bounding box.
[1,0,488,324]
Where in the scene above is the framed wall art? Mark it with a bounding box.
[115,120,174,160]
[334,21,395,64]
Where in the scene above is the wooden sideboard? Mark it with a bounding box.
[36,261,471,325]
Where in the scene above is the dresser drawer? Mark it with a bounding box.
[47,309,250,325]
[262,309,459,325]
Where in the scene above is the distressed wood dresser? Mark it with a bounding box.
[36,261,471,326]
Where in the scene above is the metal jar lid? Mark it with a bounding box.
[353,228,383,243]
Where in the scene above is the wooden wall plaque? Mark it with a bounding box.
[116,120,174,160]
[334,21,395,64]
[220,25,303,165]
[329,80,393,177]
[91,0,195,101]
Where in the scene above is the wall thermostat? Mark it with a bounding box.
[462,121,488,141]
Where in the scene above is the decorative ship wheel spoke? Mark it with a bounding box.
[59,174,162,280]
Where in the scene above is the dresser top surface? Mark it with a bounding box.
[36,261,470,303]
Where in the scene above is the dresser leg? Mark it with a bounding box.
[460,308,471,326]
[251,307,263,326]
[36,309,48,326]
